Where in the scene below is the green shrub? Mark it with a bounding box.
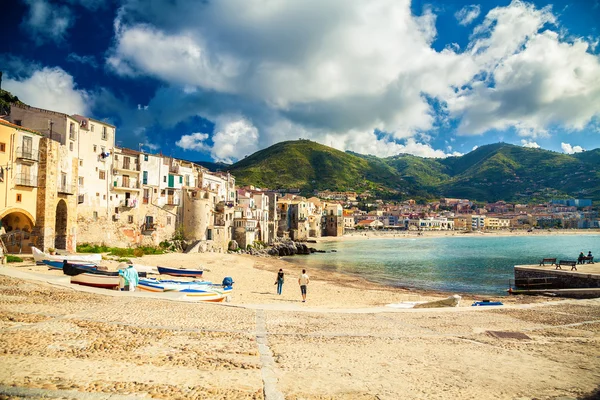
[6,255,23,263]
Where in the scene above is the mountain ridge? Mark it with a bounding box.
[228,140,600,202]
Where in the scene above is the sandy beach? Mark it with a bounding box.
[0,242,599,399]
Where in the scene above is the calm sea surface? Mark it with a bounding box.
[282,235,600,295]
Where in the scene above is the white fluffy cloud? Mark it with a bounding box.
[175,133,210,152]
[3,67,89,115]
[561,142,584,154]
[455,5,481,26]
[521,139,540,148]
[211,117,260,163]
[106,0,600,162]
[20,0,73,44]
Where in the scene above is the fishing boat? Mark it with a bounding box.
[42,260,98,271]
[117,263,158,274]
[70,272,121,289]
[137,278,230,302]
[61,263,147,290]
[157,266,203,278]
[32,246,101,265]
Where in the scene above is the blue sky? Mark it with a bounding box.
[1,0,599,163]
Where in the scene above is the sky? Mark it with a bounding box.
[1,0,599,163]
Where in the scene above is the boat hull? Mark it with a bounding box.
[43,260,98,271]
[33,247,101,265]
[157,266,203,278]
[71,273,120,289]
[137,278,228,302]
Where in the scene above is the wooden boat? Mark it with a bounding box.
[157,266,203,278]
[32,246,101,265]
[43,260,98,271]
[62,263,147,290]
[137,278,230,302]
[71,272,121,289]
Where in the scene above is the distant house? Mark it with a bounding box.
[356,219,383,229]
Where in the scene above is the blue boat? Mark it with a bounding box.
[43,260,98,271]
[157,266,203,278]
[472,301,503,306]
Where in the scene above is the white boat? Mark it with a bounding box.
[32,247,102,265]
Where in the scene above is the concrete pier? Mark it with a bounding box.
[512,263,600,297]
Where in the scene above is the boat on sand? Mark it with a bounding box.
[42,260,98,271]
[32,246,101,265]
[157,266,203,278]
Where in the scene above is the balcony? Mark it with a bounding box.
[116,162,141,172]
[119,198,138,208]
[58,183,74,195]
[113,181,141,191]
[165,198,180,206]
[16,147,39,162]
[14,173,38,187]
[169,164,180,174]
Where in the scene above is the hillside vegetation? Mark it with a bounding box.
[229,140,600,202]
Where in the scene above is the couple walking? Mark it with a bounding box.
[275,268,310,302]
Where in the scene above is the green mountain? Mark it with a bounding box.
[229,140,600,202]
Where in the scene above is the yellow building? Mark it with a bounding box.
[0,119,43,253]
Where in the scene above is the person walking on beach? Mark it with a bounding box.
[119,265,139,291]
[275,268,284,295]
[298,269,309,302]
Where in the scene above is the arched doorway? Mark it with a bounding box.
[0,210,35,254]
[55,200,68,250]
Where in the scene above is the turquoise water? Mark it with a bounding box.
[282,235,600,295]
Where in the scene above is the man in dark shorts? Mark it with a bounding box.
[298,269,309,302]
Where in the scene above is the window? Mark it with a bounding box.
[16,194,22,202]
[179,176,183,184]
[91,124,94,132]
[102,126,107,140]
[99,170,106,180]
[128,215,134,224]
[115,207,119,214]
[93,211,98,220]
[69,142,74,151]
[143,188,150,204]
[0,143,5,152]
[143,171,148,185]
[154,188,157,193]
[78,177,84,186]
[167,216,172,225]
[79,160,83,167]
[96,192,100,197]
[69,122,75,139]
[14,120,22,126]
[144,154,149,161]
[93,145,97,152]
[163,176,166,183]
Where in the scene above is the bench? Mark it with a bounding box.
[556,260,577,271]
[539,258,556,266]
[578,256,594,264]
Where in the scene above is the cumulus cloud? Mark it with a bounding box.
[175,133,210,152]
[105,0,600,161]
[3,67,89,115]
[520,139,540,148]
[455,5,481,26]
[20,0,73,44]
[449,1,600,138]
[211,117,260,163]
[561,142,584,154]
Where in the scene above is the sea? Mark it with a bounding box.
[282,234,600,295]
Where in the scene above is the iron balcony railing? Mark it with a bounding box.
[16,147,39,162]
[14,173,38,187]
[113,181,141,189]
[58,183,74,194]
[166,198,180,206]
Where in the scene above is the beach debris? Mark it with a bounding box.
[412,294,461,308]
[486,331,530,340]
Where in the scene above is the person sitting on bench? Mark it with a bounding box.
[578,252,585,264]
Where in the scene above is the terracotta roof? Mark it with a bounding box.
[0,118,43,136]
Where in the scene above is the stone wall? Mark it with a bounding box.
[514,267,600,289]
